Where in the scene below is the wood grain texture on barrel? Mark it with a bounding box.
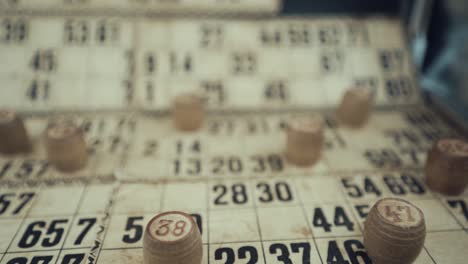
[425,138,468,195]
[337,87,374,128]
[172,93,205,131]
[364,198,426,264]
[285,115,324,166]
[0,110,32,154]
[143,211,203,264]
[46,122,88,172]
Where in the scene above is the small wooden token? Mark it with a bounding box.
[364,198,426,264]
[0,110,32,154]
[172,93,205,131]
[285,115,324,166]
[143,211,203,264]
[337,87,374,128]
[425,138,468,195]
[46,122,88,172]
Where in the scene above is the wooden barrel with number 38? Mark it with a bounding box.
[143,211,203,264]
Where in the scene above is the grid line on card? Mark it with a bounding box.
[293,178,324,264]
[91,182,121,264]
[6,246,90,254]
[126,18,138,110]
[159,181,167,213]
[250,180,267,264]
[424,228,466,234]
[336,176,365,235]
[0,187,41,263]
[209,237,354,245]
[327,114,347,150]
[100,246,142,251]
[84,22,93,112]
[205,180,211,264]
[53,184,88,264]
[435,196,466,231]
[423,246,438,264]
[131,18,141,111]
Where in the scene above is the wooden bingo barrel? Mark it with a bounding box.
[286,115,324,166]
[364,198,426,264]
[144,211,203,264]
[0,110,32,154]
[172,93,205,131]
[425,138,468,195]
[337,87,374,128]
[46,121,88,172]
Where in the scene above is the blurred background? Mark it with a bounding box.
[284,0,468,130]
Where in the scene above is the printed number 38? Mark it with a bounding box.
[156,219,187,237]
